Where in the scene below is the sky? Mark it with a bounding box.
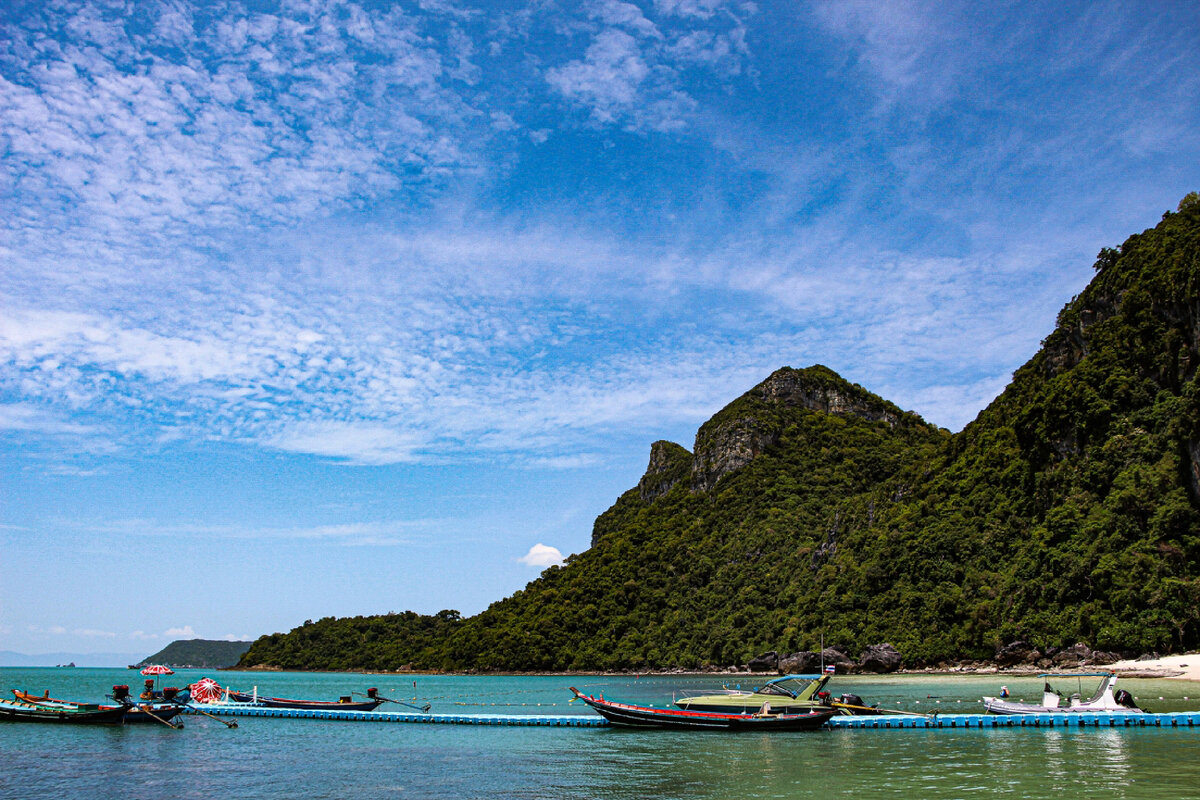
[2,0,1199,662]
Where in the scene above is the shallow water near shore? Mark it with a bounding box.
[4,667,1200,799]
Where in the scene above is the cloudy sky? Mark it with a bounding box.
[2,0,1198,660]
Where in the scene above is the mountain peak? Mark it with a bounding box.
[689,365,926,492]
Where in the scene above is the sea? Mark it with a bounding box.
[3,667,1200,799]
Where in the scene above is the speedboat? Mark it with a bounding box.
[983,672,1143,714]
[674,669,877,715]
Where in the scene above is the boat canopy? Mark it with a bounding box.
[1036,672,1115,678]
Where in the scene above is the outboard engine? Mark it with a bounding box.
[1115,689,1139,709]
[112,685,131,705]
[162,687,179,702]
[839,694,865,708]
[816,691,832,705]
[367,688,378,699]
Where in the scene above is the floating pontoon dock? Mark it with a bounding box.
[185,704,1200,729]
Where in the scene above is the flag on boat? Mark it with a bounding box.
[824,665,836,673]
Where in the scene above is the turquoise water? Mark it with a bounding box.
[3,668,1200,799]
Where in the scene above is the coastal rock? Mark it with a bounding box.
[995,640,1041,667]
[1052,642,1095,667]
[748,651,779,673]
[778,651,821,674]
[1089,650,1120,665]
[821,646,857,673]
[857,643,902,673]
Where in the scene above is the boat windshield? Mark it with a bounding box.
[757,675,822,699]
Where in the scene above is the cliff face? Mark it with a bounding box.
[669,365,926,494]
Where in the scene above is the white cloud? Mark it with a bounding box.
[270,422,428,465]
[518,543,565,567]
[163,626,196,638]
[130,630,159,641]
[547,30,650,125]
[73,628,117,638]
[0,404,96,436]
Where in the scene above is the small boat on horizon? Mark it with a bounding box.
[570,687,836,730]
[982,672,1144,715]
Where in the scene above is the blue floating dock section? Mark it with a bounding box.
[824,711,1200,729]
[186,704,607,726]
[185,704,1200,729]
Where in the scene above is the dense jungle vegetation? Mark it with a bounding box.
[240,195,1200,671]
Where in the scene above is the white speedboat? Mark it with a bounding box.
[983,672,1143,714]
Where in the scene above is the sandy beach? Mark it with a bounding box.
[1108,653,1200,680]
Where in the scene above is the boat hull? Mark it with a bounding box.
[571,689,835,731]
[983,697,1146,715]
[227,690,382,712]
[0,699,127,724]
[12,690,182,723]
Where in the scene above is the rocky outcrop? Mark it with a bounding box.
[691,415,780,492]
[995,640,1041,667]
[820,646,857,672]
[747,651,779,673]
[778,651,821,674]
[637,440,692,502]
[690,366,923,492]
[858,643,902,673]
[754,366,907,427]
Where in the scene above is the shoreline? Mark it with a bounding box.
[225,653,1200,682]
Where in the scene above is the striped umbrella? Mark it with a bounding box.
[140,665,175,676]
[189,677,224,704]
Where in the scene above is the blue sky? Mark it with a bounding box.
[2,0,1198,661]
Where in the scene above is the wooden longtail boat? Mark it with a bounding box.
[226,689,383,711]
[12,689,182,724]
[0,697,128,724]
[569,688,836,731]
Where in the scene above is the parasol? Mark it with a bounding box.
[140,665,175,675]
[189,677,224,704]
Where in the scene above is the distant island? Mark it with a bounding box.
[240,194,1200,674]
[137,639,253,669]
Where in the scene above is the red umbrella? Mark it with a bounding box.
[140,665,175,676]
[189,677,223,704]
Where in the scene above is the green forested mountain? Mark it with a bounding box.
[139,638,253,669]
[240,195,1200,672]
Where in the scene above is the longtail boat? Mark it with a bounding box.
[12,689,182,724]
[226,688,383,711]
[569,688,835,730]
[0,697,127,724]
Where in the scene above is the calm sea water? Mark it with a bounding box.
[3,668,1200,799]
